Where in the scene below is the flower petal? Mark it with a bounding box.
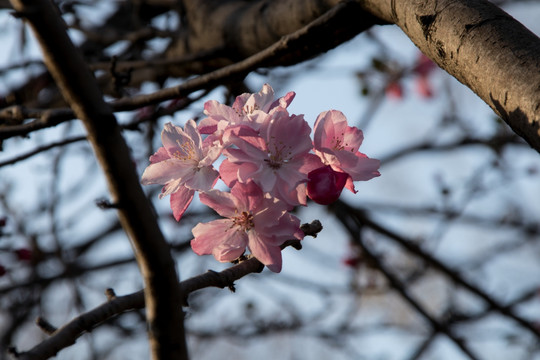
[170,187,195,221]
[149,147,170,163]
[247,231,283,273]
[141,159,194,186]
[184,166,219,191]
[219,159,240,187]
[191,219,247,262]
[199,189,238,217]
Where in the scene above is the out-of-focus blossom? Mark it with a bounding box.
[191,181,304,272]
[385,81,404,99]
[413,53,437,98]
[343,256,362,268]
[141,120,220,220]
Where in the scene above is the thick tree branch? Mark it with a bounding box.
[7,1,188,359]
[360,0,540,153]
[0,1,381,141]
[165,0,383,75]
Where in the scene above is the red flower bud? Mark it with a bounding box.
[307,166,349,205]
[14,248,32,261]
[343,256,361,268]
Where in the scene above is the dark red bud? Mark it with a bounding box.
[14,248,32,261]
[307,166,349,205]
[343,256,361,268]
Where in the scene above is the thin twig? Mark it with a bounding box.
[13,222,321,360]
[0,135,85,167]
[333,200,540,340]
[0,1,367,140]
[8,0,188,358]
[334,206,480,359]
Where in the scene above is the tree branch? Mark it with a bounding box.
[332,200,540,340]
[164,0,383,75]
[360,0,540,153]
[337,211,480,359]
[8,1,188,359]
[12,221,322,360]
[0,1,381,141]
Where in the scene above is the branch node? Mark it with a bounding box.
[10,10,29,19]
[8,346,19,357]
[110,56,133,97]
[105,288,117,300]
[36,316,57,335]
[95,198,120,210]
[281,239,302,250]
[300,219,323,237]
[206,269,237,291]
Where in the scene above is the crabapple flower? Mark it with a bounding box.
[141,120,220,221]
[198,84,295,141]
[191,181,304,272]
[313,110,380,194]
[220,108,322,208]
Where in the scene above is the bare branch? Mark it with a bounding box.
[0,135,85,168]
[360,0,540,153]
[332,200,540,340]
[339,216,480,359]
[8,0,188,358]
[13,223,321,360]
[0,1,379,141]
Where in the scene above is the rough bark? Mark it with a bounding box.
[360,0,540,152]
[161,0,383,75]
[7,1,188,359]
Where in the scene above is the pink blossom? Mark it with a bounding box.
[415,77,433,98]
[233,83,295,115]
[220,108,322,207]
[313,110,380,193]
[191,181,304,272]
[198,84,295,141]
[141,120,220,220]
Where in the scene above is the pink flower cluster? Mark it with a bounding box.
[141,84,380,272]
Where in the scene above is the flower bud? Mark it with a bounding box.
[307,166,349,205]
[14,248,32,262]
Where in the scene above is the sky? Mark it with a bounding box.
[1,2,540,360]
